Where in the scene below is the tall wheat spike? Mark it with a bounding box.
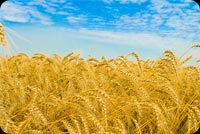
[0,23,6,47]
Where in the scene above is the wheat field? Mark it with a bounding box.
[0,48,200,133]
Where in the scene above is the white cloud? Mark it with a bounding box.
[28,0,59,8]
[76,28,190,49]
[0,1,53,25]
[148,0,193,13]
[103,0,147,4]
[64,28,199,61]
[67,15,87,24]
[62,5,78,10]
[29,0,77,15]
[117,13,150,27]
[51,0,66,3]
[56,11,70,15]
[0,2,30,23]
[28,9,53,25]
[112,0,200,42]
[119,0,147,4]
[103,0,113,4]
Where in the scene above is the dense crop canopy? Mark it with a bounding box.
[0,51,199,134]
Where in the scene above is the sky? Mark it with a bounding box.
[0,0,199,62]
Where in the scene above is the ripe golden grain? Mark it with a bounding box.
[0,23,6,47]
[0,46,199,133]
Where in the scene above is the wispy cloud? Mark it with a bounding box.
[119,0,147,4]
[11,26,196,60]
[103,0,113,4]
[102,0,147,4]
[76,28,192,51]
[0,1,53,25]
[51,0,66,4]
[28,0,77,15]
[0,2,30,23]
[28,8,53,25]
[67,15,87,24]
[53,28,200,61]
[28,0,59,8]
[112,0,200,42]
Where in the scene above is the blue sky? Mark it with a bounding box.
[0,0,199,62]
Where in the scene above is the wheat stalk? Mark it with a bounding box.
[0,23,7,47]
